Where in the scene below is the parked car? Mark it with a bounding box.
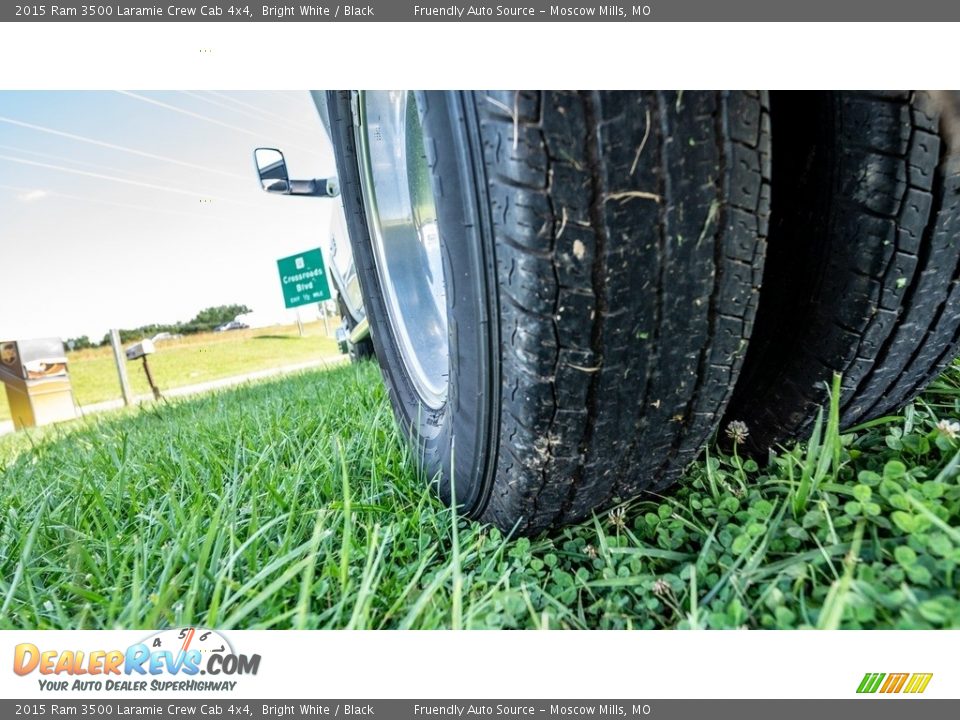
[254,90,960,536]
[150,332,183,344]
[214,320,249,333]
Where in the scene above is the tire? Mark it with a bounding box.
[349,339,375,361]
[329,90,771,535]
[337,293,374,360]
[725,91,960,452]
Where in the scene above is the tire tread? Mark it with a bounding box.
[476,91,771,533]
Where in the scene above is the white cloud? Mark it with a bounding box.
[16,189,48,202]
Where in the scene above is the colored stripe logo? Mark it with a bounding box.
[857,672,933,694]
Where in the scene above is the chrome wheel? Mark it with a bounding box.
[356,91,449,408]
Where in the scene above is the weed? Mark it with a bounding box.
[1,360,958,629]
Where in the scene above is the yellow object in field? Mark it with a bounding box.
[0,338,77,430]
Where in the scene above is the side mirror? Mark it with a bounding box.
[254,148,290,194]
[253,147,339,198]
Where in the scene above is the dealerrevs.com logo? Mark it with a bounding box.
[13,628,261,692]
[857,673,933,695]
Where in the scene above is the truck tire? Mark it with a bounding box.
[725,91,960,451]
[328,90,770,534]
[337,294,374,360]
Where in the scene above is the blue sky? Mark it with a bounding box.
[0,90,337,342]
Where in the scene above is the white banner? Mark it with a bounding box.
[1,629,956,700]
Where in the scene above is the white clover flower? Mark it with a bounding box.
[725,420,750,445]
[652,578,671,597]
[936,419,960,441]
[607,506,627,529]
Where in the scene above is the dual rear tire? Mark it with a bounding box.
[725,91,960,450]
[327,90,960,535]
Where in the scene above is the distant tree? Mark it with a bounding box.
[188,304,253,332]
[66,335,95,351]
[100,304,254,345]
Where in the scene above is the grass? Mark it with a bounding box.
[0,321,340,422]
[0,359,958,629]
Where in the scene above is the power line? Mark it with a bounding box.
[115,91,323,157]
[0,183,221,221]
[262,90,319,113]
[0,142,202,186]
[0,153,248,206]
[180,90,286,128]
[206,90,320,132]
[181,91,319,136]
[0,115,249,180]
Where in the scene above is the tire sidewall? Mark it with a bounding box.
[326,90,499,513]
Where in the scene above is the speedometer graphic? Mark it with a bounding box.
[141,627,234,658]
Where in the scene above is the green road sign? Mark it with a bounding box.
[276,248,331,309]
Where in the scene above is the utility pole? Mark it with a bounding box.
[109,329,133,407]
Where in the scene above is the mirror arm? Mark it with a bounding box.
[255,147,339,198]
[287,177,340,198]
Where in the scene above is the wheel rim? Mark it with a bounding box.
[328,200,365,324]
[356,90,449,408]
